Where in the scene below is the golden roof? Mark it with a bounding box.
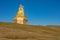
[16,4,25,18]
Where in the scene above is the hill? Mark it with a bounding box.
[0,22,60,40]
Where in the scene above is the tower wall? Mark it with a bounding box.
[17,18,24,24]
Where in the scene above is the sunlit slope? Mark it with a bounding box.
[0,22,60,40]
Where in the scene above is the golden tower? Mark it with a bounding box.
[13,4,27,24]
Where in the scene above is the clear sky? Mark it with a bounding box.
[0,0,60,26]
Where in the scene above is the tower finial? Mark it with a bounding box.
[19,4,24,10]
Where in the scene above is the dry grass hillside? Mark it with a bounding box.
[0,22,60,40]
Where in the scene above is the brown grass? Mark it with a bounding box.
[0,22,60,40]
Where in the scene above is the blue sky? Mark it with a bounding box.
[0,0,60,26]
